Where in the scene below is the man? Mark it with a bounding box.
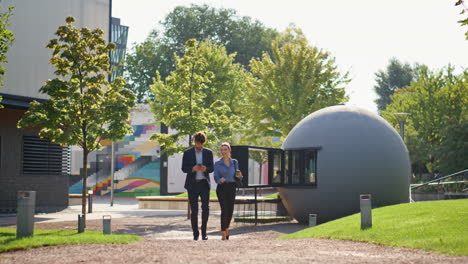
[181,132,214,240]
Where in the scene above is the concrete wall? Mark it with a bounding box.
[2,0,110,99]
[0,0,110,213]
[0,109,68,213]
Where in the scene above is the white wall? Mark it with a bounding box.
[167,130,220,193]
[2,0,110,99]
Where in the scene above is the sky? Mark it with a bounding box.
[113,0,468,113]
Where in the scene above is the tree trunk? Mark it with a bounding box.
[81,150,89,228]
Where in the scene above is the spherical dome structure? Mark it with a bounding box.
[279,105,410,224]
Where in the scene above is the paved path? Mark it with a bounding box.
[1,197,466,264]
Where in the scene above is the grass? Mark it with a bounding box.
[280,199,468,256]
[0,228,141,253]
[175,190,218,198]
[263,193,279,199]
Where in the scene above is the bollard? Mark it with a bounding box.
[16,191,36,238]
[87,190,93,214]
[78,214,85,233]
[309,213,317,227]
[360,194,372,229]
[103,215,112,235]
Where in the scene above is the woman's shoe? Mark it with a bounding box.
[226,229,229,240]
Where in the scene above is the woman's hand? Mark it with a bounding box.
[220,177,225,183]
[235,170,242,179]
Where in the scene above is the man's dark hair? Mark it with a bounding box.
[193,132,206,144]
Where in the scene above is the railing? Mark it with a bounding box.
[409,169,468,202]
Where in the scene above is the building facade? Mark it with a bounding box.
[0,0,111,213]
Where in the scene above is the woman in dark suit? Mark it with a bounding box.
[214,142,242,240]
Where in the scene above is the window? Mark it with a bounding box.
[284,148,318,186]
[303,150,317,184]
[291,151,301,184]
[248,148,269,186]
[269,150,282,184]
[22,136,70,176]
[231,145,319,187]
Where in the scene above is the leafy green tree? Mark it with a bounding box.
[0,1,14,108]
[161,4,277,67]
[382,66,467,175]
[374,58,416,113]
[455,0,468,39]
[245,27,349,140]
[150,39,249,155]
[124,32,172,103]
[124,4,276,100]
[17,17,135,227]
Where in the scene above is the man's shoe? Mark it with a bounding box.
[202,235,208,240]
[193,235,199,241]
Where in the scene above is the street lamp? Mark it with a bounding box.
[393,113,411,141]
[394,112,412,200]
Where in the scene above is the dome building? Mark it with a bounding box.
[278,105,410,224]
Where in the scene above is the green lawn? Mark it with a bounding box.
[263,192,279,199]
[0,228,141,253]
[280,199,468,256]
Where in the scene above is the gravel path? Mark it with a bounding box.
[1,213,467,264]
[1,197,466,264]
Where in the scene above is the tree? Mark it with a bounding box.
[374,58,416,113]
[455,0,468,39]
[245,27,349,140]
[160,4,277,67]
[382,66,467,175]
[17,17,135,228]
[123,32,172,103]
[150,39,249,155]
[124,4,277,99]
[0,1,14,108]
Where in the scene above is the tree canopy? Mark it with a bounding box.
[382,65,467,175]
[455,0,468,39]
[0,1,14,108]
[124,4,277,103]
[374,58,417,113]
[245,27,349,139]
[17,17,135,226]
[150,39,251,155]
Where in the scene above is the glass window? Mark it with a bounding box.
[303,150,317,184]
[291,151,301,184]
[284,151,290,184]
[248,148,269,186]
[269,150,282,184]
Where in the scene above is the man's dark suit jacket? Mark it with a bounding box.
[181,147,214,190]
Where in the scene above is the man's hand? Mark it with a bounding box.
[192,165,200,172]
[199,165,207,172]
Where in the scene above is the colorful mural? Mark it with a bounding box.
[69,105,162,197]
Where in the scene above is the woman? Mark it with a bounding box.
[214,142,242,240]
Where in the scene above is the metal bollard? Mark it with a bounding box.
[16,191,36,238]
[309,213,317,227]
[103,215,112,235]
[87,190,93,214]
[360,194,372,229]
[78,214,85,233]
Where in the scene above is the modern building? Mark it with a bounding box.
[109,17,129,82]
[0,0,113,213]
[232,106,411,224]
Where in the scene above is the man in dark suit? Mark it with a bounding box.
[181,132,214,240]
